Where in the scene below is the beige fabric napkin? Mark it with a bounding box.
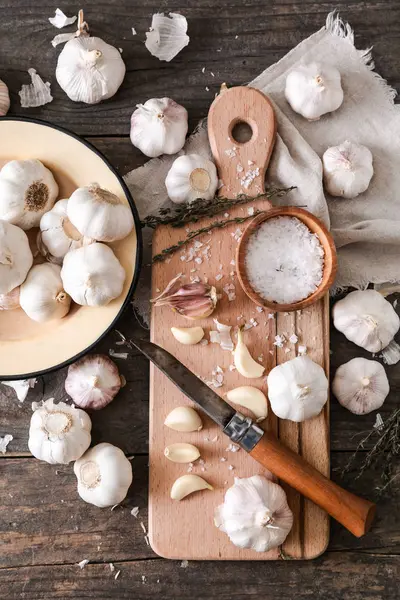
[124,12,400,318]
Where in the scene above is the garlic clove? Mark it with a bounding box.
[170,474,213,501]
[164,406,203,432]
[0,286,20,310]
[171,326,204,345]
[332,357,389,415]
[0,221,33,295]
[164,443,200,463]
[233,328,265,379]
[226,386,268,422]
[65,354,122,410]
[165,154,218,204]
[151,274,217,319]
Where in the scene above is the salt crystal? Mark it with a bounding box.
[205,86,210,91]
[289,334,298,344]
[215,273,224,281]
[248,159,254,166]
[247,207,255,216]
[78,559,89,569]
[220,457,227,462]
[256,306,263,313]
[130,507,139,518]
[224,212,230,218]
[284,348,291,354]
[200,339,208,346]
[236,164,244,173]
[298,345,307,355]
[194,257,203,265]
[228,465,235,470]
[229,365,236,371]
[181,560,189,568]
[273,335,285,348]
[226,443,240,453]
[109,562,115,572]
[224,148,237,158]
[268,313,275,319]
[132,27,137,35]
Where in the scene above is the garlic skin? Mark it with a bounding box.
[61,243,126,307]
[1,378,36,402]
[67,185,134,242]
[323,141,374,198]
[226,386,268,422]
[0,286,20,310]
[0,160,58,230]
[267,356,328,422]
[0,79,10,116]
[215,475,293,552]
[20,263,71,323]
[164,406,203,432]
[333,357,389,415]
[74,443,133,508]
[56,36,126,104]
[166,154,218,204]
[170,474,213,501]
[38,199,93,264]
[233,328,265,379]
[130,98,188,158]
[171,326,204,345]
[333,290,400,353]
[285,63,343,120]
[28,398,92,464]
[151,274,217,319]
[65,354,122,410]
[164,443,200,464]
[0,221,33,294]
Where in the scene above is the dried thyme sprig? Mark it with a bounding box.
[141,187,295,229]
[341,409,400,494]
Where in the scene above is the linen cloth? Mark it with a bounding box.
[124,12,400,319]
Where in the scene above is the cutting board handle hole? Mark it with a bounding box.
[230,119,254,144]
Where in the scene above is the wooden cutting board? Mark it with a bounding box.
[149,87,330,560]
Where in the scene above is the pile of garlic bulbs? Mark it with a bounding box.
[0,158,134,323]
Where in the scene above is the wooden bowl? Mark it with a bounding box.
[236,206,337,312]
[0,117,142,380]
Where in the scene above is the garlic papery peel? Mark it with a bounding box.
[151,274,217,319]
[39,199,94,263]
[61,243,126,307]
[19,69,53,108]
[267,355,328,422]
[323,141,374,198]
[164,406,203,432]
[333,290,400,353]
[65,354,122,410]
[333,357,389,415]
[0,159,58,230]
[49,8,77,28]
[233,327,265,379]
[145,13,189,63]
[0,221,33,295]
[67,185,134,243]
[214,475,293,552]
[28,398,92,464]
[165,154,218,204]
[226,386,268,422]
[170,474,213,501]
[74,442,133,508]
[381,339,400,366]
[164,443,200,463]
[0,79,10,116]
[130,98,188,158]
[20,263,71,323]
[285,62,343,120]
[210,319,233,351]
[171,326,204,345]
[0,286,20,310]
[1,378,37,402]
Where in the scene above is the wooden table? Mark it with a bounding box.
[0,1,399,597]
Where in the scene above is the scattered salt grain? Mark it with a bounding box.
[181,560,189,568]
[226,443,240,453]
[194,257,203,265]
[0,434,13,454]
[228,465,235,471]
[256,306,263,313]
[224,213,230,218]
[224,147,237,158]
[132,27,137,35]
[240,167,260,189]
[215,273,224,281]
[284,348,291,354]
[236,164,244,173]
[200,339,208,346]
[223,282,236,301]
[273,335,285,348]
[268,313,275,320]
[130,507,139,518]
[230,259,235,266]
[229,364,236,371]
[245,216,324,304]
[289,334,298,344]
[298,345,307,355]
[205,86,210,92]
[78,559,89,569]
[247,207,255,216]
[109,563,115,572]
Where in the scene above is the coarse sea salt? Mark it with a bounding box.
[245,216,324,304]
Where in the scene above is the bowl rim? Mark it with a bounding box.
[0,115,143,381]
[236,206,337,312]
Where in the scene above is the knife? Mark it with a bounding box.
[132,337,376,538]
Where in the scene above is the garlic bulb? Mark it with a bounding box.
[0,286,20,310]
[333,357,389,415]
[233,328,265,379]
[267,355,328,422]
[28,398,92,464]
[226,386,268,422]
[0,79,10,116]
[333,290,400,353]
[164,406,203,432]
[67,185,134,242]
[171,326,204,345]
[285,62,343,120]
[130,98,188,158]
[323,141,374,198]
[215,475,293,552]
[65,354,122,410]
[20,263,71,323]
[0,221,33,294]
[0,159,58,230]
[151,274,217,319]
[166,154,218,204]
[56,35,126,104]
[38,199,93,264]
[74,442,133,507]
[61,243,125,307]
[170,474,213,501]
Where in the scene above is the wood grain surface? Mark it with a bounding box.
[0,0,399,597]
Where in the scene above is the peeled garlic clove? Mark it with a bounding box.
[65,354,122,410]
[20,263,71,323]
[233,328,265,379]
[164,406,203,432]
[0,286,20,310]
[226,386,268,422]
[332,357,389,415]
[0,221,33,295]
[0,79,10,116]
[164,443,200,464]
[323,141,374,198]
[165,154,218,204]
[171,326,204,345]
[171,474,213,501]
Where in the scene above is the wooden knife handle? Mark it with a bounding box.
[250,433,376,537]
